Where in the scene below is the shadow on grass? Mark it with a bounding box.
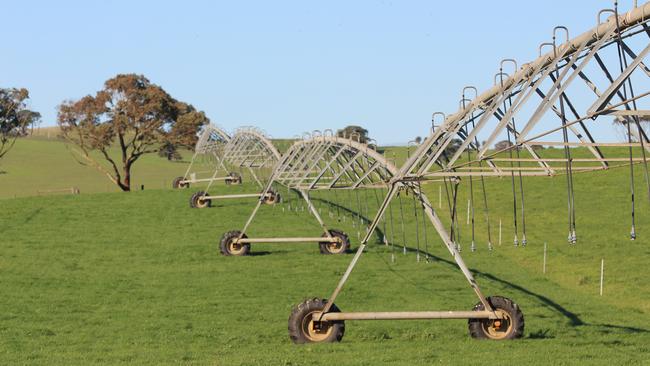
[0,207,43,235]
[248,251,272,257]
[382,246,586,325]
[388,247,650,334]
[279,196,387,241]
[593,323,650,334]
[202,188,650,334]
[529,329,554,339]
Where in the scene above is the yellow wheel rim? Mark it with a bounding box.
[196,196,209,208]
[228,241,245,255]
[482,309,513,340]
[301,311,333,342]
[327,242,343,254]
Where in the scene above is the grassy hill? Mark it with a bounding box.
[0,137,190,198]
[0,135,297,199]
[1,135,649,364]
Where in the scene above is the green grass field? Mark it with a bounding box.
[0,137,190,198]
[1,138,650,364]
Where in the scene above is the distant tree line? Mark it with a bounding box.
[337,125,369,143]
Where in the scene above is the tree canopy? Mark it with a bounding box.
[1,87,40,159]
[336,125,369,143]
[495,140,514,151]
[58,74,209,191]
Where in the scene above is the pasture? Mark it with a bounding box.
[1,138,649,364]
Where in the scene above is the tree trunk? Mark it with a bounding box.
[120,165,131,192]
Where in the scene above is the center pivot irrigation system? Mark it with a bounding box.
[172,123,237,189]
[220,130,395,256]
[258,2,648,343]
[187,127,283,208]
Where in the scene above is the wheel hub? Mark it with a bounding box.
[229,241,244,255]
[483,310,512,339]
[302,311,333,342]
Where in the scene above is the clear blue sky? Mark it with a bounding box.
[1,0,620,144]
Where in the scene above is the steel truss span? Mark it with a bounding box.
[188,126,284,207]
[410,4,650,179]
[224,131,399,254]
[172,123,231,189]
[282,2,650,344]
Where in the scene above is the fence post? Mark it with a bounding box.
[600,259,605,296]
[543,242,547,274]
[499,219,502,246]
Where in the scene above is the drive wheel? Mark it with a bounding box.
[319,230,350,255]
[189,191,211,209]
[172,176,189,189]
[226,172,242,185]
[219,231,250,256]
[468,296,524,340]
[263,189,281,205]
[288,298,344,344]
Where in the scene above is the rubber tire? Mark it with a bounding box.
[319,230,350,255]
[468,296,524,340]
[190,191,211,209]
[219,231,250,256]
[226,172,242,185]
[263,189,281,205]
[288,298,345,344]
[172,176,189,189]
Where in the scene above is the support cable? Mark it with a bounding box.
[412,186,422,262]
[506,90,529,247]
[451,180,461,252]
[461,98,477,252]
[388,190,397,263]
[463,88,494,250]
[418,181,431,261]
[554,34,578,245]
[615,2,649,239]
[398,188,407,254]
[500,74,520,247]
